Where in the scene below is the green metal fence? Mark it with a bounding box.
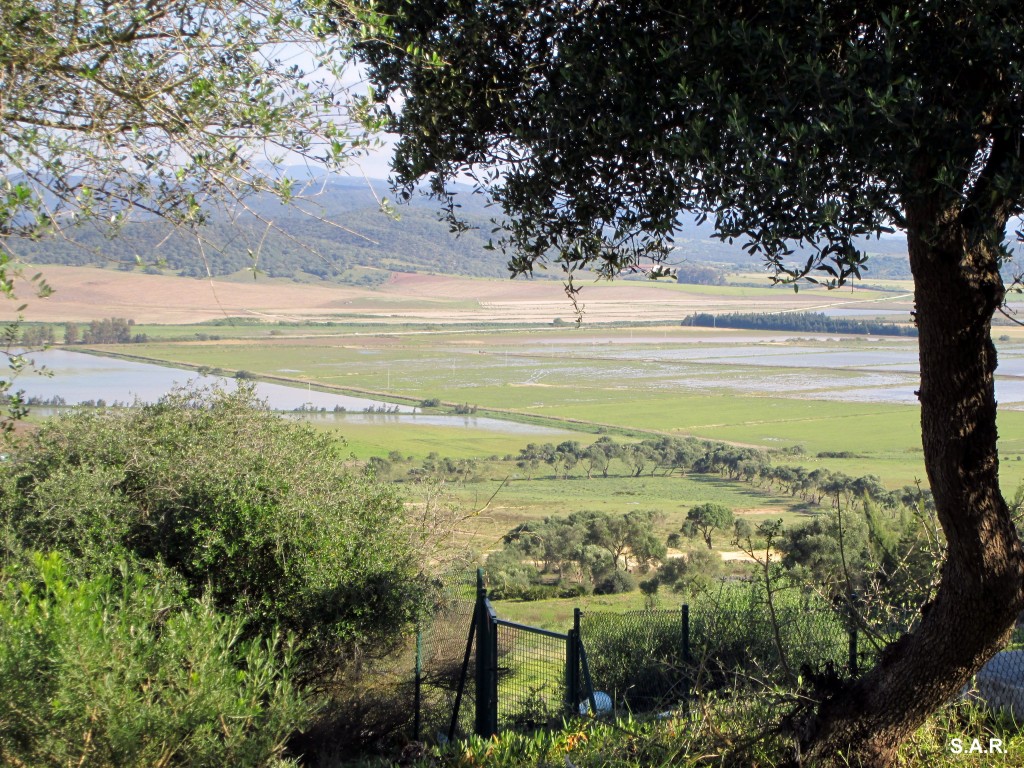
[494,618,571,729]
[413,573,477,742]
[414,571,871,741]
[687,590,856,689]
[446,570,598,737]
[578,607,690,713]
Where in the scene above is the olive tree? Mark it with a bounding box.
[352,2,1024,764]
[683,502,735,550]
[0,0,365,242]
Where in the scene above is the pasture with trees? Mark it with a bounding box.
[684,503,735,550]
[354,1,1024,763]
[5,0,1024,764]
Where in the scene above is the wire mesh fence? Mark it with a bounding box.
[414,570,1024,747]
[687,588,855,690]
[494,621,570,730]
[414,573,477,742]
[578,609,687,713]
[415,572,882,741]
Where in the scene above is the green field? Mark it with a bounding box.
[85,324,1024,496]
[430,471,809,546]
[39,299,1024,655]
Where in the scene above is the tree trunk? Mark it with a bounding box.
[800,209,1024,766]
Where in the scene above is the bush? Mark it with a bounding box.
[688,582,851,684]
[0,384,423,660]
[657,549,724,596]
[593,569,637,595]
[0,553,306,768]
[581,610,685,710]
[486,547,542,599]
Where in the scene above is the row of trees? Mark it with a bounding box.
[65,318,147,345]
[682,312,917,337]
[508,437,931,515]
[514,436,709,480]
[378,438,934,536]
[19,320,149,346]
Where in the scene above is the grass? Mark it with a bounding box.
[310,418,579,460]
[389,464,814,551]
[401,705,1024,767]
[492,591,661,630]
[75,323,1024,499]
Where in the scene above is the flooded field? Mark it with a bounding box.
[478,335,1024,407]
[15,350,573,437]
[15,350,415,412]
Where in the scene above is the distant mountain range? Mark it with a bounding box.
[9,175,927,283]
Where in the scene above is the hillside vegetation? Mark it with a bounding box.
[10,176,929,285]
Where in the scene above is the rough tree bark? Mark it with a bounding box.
[799,205,1024,766]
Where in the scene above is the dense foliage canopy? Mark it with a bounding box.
[0,385,422,655]
[355,0,1023,283]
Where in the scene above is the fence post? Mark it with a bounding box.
[474,568,498,738]
[474,569,488,736]
[681,604,691,663]
[566,608,581,714]
[413,624,422,741]
[488,598,499,737]
[848,627,858,676]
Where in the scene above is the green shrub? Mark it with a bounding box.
[0,553,306,768]
[593,568,637,595]
[0,384,422,658]
[688,581,851,684]
[486,547,542,600]
[580,610,685,710]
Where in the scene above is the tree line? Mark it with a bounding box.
[374,436,933,521]
[682,311,917,336]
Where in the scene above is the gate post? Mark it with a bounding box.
[474,568,498,737]
[566,608,581,713]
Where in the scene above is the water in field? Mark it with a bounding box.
[496,335,1024,405]
[19,334,1024,417]
[14,350,415,412]
[296,411,574,435]
[14,350,576,436]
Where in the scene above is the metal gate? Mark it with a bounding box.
[449,570,596,738]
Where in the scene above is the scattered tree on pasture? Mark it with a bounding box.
[683,503,735,550]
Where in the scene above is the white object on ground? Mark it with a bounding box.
[965,649,1024,719]
[578,691,613,715]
